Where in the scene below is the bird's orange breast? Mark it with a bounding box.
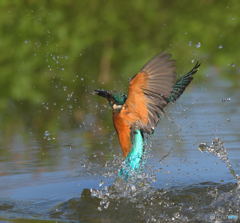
[113,111,131,157]
[113,82,149,157]
[113,106,139,157]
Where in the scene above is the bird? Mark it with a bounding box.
[94,53,200,178]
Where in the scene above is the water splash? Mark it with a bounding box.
[61,136,240,222]
[90,175,154,213]
[48,138,240,222]
[89,138,240,221]
[197,140,240,220]
[198,138,240,184]
[51,180,240,222]
[88,147,158,211]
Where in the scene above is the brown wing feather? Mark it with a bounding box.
[124,53,176,133]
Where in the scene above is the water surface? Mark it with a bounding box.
[0,80,240,223]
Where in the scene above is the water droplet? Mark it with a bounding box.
[67,92,74,101]
[24,40,30,44]
[99,180,104,187]
[97,207,102,211]
[218,45,223,49]
[210,214,215,220]
[43,130,55,141]
[130,184,136,192]
[195,42,201,48]
[103,201,109,209]
[221,97,231,102]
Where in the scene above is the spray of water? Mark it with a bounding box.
[198,138,240,221]
[89,145,158,211]
[198,138,240,185]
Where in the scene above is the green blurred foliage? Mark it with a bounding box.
[0,0,239,134]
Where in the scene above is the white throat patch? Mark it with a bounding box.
[113,104,122,110]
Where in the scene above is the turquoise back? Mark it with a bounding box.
[118,129,144,179]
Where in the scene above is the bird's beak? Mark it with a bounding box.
[93,89,102,96]
[93,89,111,99]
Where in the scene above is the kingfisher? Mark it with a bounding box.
[95,53,200,178]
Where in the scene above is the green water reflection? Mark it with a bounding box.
[0,0,240,131]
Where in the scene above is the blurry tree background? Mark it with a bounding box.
[0,0,239,134]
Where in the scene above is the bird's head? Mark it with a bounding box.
[94,89,127,111]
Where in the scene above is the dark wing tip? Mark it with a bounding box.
[184,61,201,79]
[166,61,201,103]
[192,61,201,72]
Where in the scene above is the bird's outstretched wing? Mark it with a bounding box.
[123,53,176,133]
[167,62,200,103]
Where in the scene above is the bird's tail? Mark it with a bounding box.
[167,62,200,103]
